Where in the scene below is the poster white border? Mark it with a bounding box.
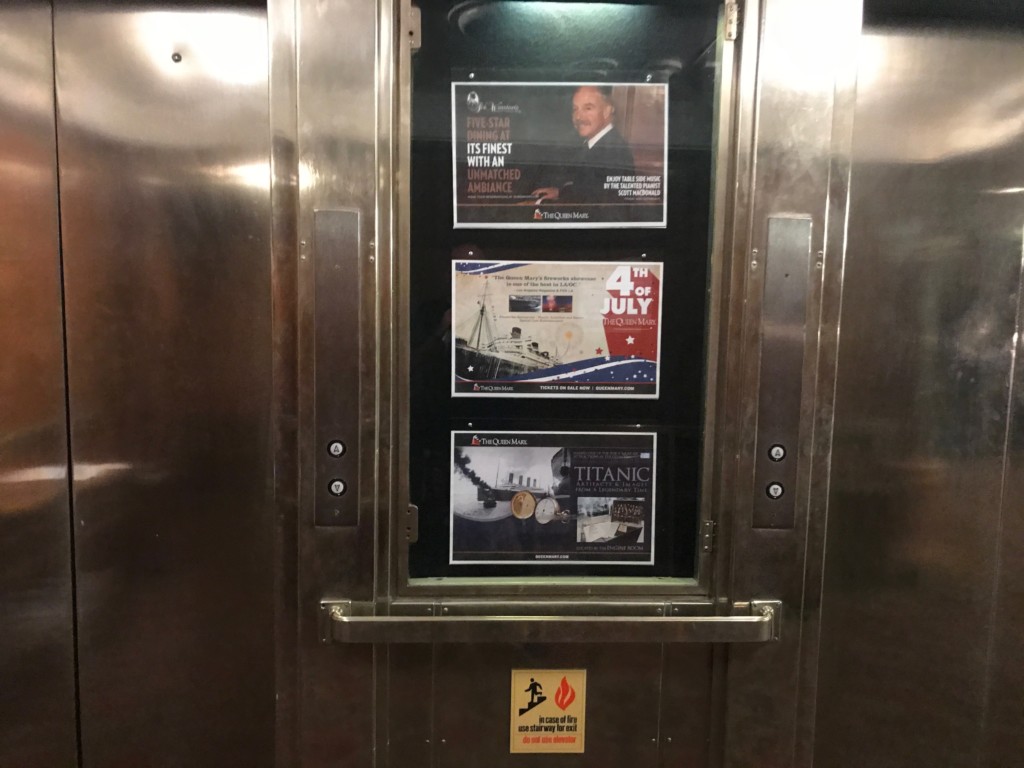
[450,260,664,399]
[448,430,658,567]
[450,81,670,229]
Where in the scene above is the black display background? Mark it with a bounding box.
[408,0,721,579]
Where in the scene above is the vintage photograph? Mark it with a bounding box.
[450,431,656,565]
[452,261,663,397]
[452,81,668,228]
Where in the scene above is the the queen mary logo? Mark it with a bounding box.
[471,435,482,446]
[466,91,482,113]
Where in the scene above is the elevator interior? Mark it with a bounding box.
[2,0,1024,766]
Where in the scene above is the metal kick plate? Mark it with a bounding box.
[753,216,812,528]
[314,209,361,526]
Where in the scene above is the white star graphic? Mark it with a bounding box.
[626,336,635,345]
[467,365,474,372]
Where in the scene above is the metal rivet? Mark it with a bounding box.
[468,72,475,79]
[171,52,182,63]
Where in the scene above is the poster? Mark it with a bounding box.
[452,261,663,398]
[450,431,656,565]
[510,669,587,754]
[452,81,668,228]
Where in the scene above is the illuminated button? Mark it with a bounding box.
[328,441,346,457]
[328,479,347,497]
[769,444,786,462]
[766,483,784,500]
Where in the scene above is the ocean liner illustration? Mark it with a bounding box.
[454,283,560,380]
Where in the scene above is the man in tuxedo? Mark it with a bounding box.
[532,85,637,208]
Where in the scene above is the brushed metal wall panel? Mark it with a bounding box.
[291,0,380,762]
[986,277,1024,767]
[387,644,436,768]
[53,4,275,765]
[719,0,862,764]
[434,643,662,768]
[658,644,714,767]
[0,4,78,765]
[816,31,1024,768]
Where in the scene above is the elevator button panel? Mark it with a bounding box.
[752,216,812,529]
[314,209,360,527]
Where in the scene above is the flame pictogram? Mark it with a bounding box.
[553,676,575,710]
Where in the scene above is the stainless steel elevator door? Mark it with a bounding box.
[816,29,1024,768]
[0,4,78,765]
[53,2,275,764]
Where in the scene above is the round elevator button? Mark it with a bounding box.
[769,444,786,462]
[328,479,347,497]
[766,482,784,500]
[328,441,346,457]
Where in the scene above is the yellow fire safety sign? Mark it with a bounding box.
[509,669,587,754]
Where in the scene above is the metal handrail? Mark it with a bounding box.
[322,600,781,644]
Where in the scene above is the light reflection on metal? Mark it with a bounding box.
[0,462,136,484]
[204,161,271,189]
[55,9,267,147]
[131,11,267,86]
[448,1,636,37]
[856,33,1024,163]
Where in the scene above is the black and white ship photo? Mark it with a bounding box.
[454,278,567,383]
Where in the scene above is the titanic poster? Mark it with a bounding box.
[450,431,656,566]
